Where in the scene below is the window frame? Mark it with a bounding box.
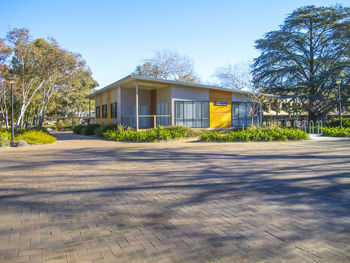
[95,106,100,118]
[174,101,209,128]
[102,104,107,118]
[232,102,260,127]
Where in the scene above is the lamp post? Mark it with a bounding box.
[336,78,342,130]
[9,80,15,146]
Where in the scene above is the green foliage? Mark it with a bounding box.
[0,130,10,140]
[325,118,350,128]
[95,125,117,137]
[73,124,85,134]
[102,125,196,142]
[16,126,49,135]
[82,124,100,135]
[323,127,350,137]
[200,126,309,142]
[15,130,56,144]
[0,137,10,147]
[253,5,350,120]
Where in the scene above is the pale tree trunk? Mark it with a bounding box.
[16,79,46,128]
[0,102,9,130]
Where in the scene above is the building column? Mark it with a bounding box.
[136,82,139,131]
[117,86,121,124]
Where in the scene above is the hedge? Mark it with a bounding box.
[200,126,309,142]
[326,118,350,128]
[323,127,350,137]
[102,125,196,142]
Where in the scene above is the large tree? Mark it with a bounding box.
[0,28,98,128]
[253,5,350,121]
[134,50,199,82]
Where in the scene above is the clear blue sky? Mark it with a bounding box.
[1,0,349,89]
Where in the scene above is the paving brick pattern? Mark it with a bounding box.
[0,132,349,263]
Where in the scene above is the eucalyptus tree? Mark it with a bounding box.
[1,28,97,127]
[253,5,350,121]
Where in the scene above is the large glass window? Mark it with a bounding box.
[175,101,209,128]
[232,102,260,127]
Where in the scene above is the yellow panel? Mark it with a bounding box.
[107,90,111,125]
[209,89,232,128]
[99,95,103,125]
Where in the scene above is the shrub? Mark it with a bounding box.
[0,130,11,140]
[323,127,350,137]
[73,124,85,134]
[326,118,350,128]
[16,126,49,135]
[200,126,309,142]
[102,125,196,142]
[0,137,10,147]
[82,124,101,135]
[15,130,56,144]
[95,125,117,137]
[57,120,64,131]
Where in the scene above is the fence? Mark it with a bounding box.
[121,115,171,129]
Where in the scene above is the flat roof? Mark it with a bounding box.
[87,75,269,99]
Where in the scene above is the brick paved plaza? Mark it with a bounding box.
[0,132,349,263]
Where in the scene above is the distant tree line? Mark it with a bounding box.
[0,28,98,129]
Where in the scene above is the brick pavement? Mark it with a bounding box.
[0,132,349,262]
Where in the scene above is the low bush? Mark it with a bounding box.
[16,126,49,135]
[15,130,56,144]
[102,125,197,142]
[73,124,85,134]
[95,125,117,137]
[200,126,309,142]
[82,124,100,135]
[0,137,10,147]
[323,127,350,137]
[0,130,10,140]
[326,118,350,128]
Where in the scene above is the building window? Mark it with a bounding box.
[232,102,259,127]
[175,101,209,128]
[95,106,100,118]
[111,103,117,118]
[102,104,107,118]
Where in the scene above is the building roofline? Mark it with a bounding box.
[86,75,276,99]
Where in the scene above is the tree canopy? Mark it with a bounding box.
[0,28,98,128]
[134,50,199,83]
[253,5,350,120]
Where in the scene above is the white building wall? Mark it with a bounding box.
[232,92,251,102]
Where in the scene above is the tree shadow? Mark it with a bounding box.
[0,136,349,262]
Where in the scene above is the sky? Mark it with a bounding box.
[1,0,349,89]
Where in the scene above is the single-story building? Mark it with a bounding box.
[87,75,263,129]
